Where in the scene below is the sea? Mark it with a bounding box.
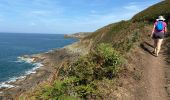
[0,33,77,88]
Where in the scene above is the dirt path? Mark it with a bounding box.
[140,42,169,100]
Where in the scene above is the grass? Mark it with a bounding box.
[19,0,170,99]
[132,0,170,22]
[84,20,147,54]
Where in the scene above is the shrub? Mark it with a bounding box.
[38,78,78,100]
[69,56,96,85]
[126,32,140,51]
[67,43,124,98]
[31,43,124,99]
[93,43,124,78]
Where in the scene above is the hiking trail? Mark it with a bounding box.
[139,41,169,100]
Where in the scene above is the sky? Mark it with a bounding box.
[0,0,161,34]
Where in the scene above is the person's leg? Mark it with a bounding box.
[154,39,157,53]
[156,39,163,56]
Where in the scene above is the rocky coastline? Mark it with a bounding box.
[0,40,90,99]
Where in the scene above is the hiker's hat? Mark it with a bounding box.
[157,16,165,21]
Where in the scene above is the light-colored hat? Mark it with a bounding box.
[157,16,165,21]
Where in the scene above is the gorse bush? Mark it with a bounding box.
[92,43,123,78]
[69,56,95,84]
[68,43,124,98]
[31,43,124,99]
[35,77,77,100]
[69,43,123,82]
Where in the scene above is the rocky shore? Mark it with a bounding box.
[0,41,90,99]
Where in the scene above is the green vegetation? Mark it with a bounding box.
[84,20,145,54]
[29,43,124,99]
[132,0,170,22]
[21,0,170,99]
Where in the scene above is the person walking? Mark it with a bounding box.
[150,16,167,57]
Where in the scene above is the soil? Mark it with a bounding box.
[135,41,169,100]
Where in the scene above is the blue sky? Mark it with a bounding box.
[0,0,160,34]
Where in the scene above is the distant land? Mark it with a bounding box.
[64,32,92,39]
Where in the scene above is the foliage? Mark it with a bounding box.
[132,0,170,22]
[83,20,146,54]
[93,43,123,78]
[33,77,77,100]
[32,43,124,99]
[67,43,124,98]
[126,31,140,51]
[84,21,132,45]
[21,0,170,99]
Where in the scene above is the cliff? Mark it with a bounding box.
[18,0,170,99]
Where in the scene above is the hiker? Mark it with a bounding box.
[151,16,167,57]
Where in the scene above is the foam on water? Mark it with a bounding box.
[0,33,77,89]
[0,56,43,89]
[0,82,15,88]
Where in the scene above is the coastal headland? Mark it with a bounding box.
[0,38,92,99]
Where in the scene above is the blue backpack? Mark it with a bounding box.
[155,21,164,31]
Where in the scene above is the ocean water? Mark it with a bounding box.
[0,33,77,88]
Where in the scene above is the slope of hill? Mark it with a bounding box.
[18,0,170,99]
[83,0,170,52]
[132,0,170,22]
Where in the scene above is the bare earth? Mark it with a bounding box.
[138,41,169,100]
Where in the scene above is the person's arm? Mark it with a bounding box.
[151,25,155,37]
[164,26,167,33]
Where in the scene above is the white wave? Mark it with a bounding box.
[0,82,15,88]
[17,56,34,63]
[7,76,26,83]
[0,56,44,89]
[25,62,43,75]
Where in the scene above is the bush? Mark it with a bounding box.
[67,43,124,98]
[31,43,124,99]
[69,56,96,85]
[37,78,78,100]
[93,43,123,78]
[126,32,140,51]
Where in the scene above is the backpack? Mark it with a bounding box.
[155,21,164,31]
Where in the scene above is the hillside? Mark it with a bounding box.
[83,0,170,51]
[132,0,170,22]
[18,0,170,99]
